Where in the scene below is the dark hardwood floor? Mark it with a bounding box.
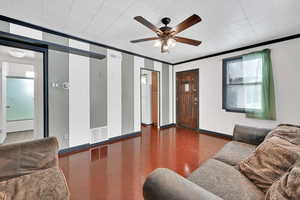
[59,126,230,200]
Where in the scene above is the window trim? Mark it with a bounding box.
[222,55,263,113]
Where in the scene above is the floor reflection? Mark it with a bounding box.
[59,126,229,200]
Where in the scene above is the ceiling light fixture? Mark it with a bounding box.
[154,40,162,47]
[9,50,26,58]
[162,43,169,53]
[167,38,176,47]
[154,38,176,53]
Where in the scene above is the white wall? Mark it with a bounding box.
[169,65,174,124]
[133,57,143,132]
[107,49,122,138]
[174,38,300,135]
[6,63,34,77]
[69,39,90,147]
[7,120,33,132]
[141,70,152,124]
[10,24,42,40]
[154,61,162,127]
[0,62,7,143]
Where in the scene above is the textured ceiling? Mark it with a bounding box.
[0,0,300,63]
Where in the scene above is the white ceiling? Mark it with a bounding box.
[1,0,300,63]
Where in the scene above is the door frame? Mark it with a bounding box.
[176,69,199,130]
[140,68,161,128]
[0,37,49,137]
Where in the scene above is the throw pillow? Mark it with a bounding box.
[239,136,300,193]
[265,124,300,145]
[0,192,7,200]
[265,160,300,200]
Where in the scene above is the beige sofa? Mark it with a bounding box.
[0,137,70,200]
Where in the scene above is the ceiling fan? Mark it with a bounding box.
[130,14,202,53]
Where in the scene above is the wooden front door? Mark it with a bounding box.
[151,71,158,126]
[176,70,199,129]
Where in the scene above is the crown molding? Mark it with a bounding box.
[1,15,300,66]
[0,15,172,65]
[174,33,300,65]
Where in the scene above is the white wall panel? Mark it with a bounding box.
[169,65,173,123]
[69,39,90,147]
[9,24,42,40]
[0,62,7,143]
[107,49,122,138]
[6,63,34,77]
[133,56,144,132]
[7,120,33,133]
[154,61,162,127]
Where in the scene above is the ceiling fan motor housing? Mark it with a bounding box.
[159,17,173,34]
[161,17,171,26]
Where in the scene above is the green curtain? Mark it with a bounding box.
[244,49,276,120]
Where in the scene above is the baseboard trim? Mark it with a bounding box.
[141,123,153,126]
[90,131,142,147]
[59,143,90,155]
[108,131,141,142]
[59,131,142,156]
[160,123,176,129]
[199,129,233,140]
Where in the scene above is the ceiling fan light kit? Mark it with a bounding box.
[131,14,202,53]
[154,40,162,47]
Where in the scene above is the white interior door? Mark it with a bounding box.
[0,62,7,143]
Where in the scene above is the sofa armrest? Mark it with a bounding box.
[143,168,223,200]
[0,137,59,181]
[233,124,272,145]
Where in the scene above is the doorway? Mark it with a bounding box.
[0,42,47,145]
[176,69,199,129]
[140,68,160,128]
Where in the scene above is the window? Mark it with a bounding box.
[223,56,263,113]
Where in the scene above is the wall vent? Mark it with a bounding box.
[90,126,108,144]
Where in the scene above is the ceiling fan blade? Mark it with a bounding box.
[172,14,202,34]
[134,16,163,34]
[174,36,202,46]
[130,37,160,43]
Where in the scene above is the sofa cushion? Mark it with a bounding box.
[214,141,256,166]
[0,167,69,200]
[265,160,300,200]
[143,168,223,200]
[234,125,271,145]
[239,136,300,193]
[188,159,264,200]
[0,137,59,182]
